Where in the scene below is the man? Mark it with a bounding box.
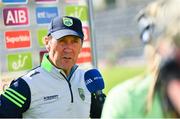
[0,16,95,118]
[101,0,180,118]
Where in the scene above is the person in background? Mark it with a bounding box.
[101,0,180,118]
[0,16,102,118]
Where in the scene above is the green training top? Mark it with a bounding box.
[101,75,164,118]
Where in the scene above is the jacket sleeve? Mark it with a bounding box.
[0,77,31,118]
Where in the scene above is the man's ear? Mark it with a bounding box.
[78,45,83,54]
[78,40,83,53]
[43,36,51,51]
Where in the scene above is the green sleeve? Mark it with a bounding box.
[101,81,134,119]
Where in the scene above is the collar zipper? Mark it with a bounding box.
[60,72,74,103]
[59,65,78,103]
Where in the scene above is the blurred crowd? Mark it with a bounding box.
[101,0,180,118]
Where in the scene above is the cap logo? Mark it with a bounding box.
[63,17,73,27]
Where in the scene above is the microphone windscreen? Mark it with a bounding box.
[84,69,104,93]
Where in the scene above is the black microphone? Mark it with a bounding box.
[157,58,180,83]
[84,69,106,118]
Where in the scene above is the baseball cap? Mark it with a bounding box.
[47,16,84,41]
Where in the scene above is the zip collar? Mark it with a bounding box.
[41,53,78,80]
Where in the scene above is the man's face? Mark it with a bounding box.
[48,35,82,74]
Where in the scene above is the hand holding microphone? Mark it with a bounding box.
[84,69,106,118]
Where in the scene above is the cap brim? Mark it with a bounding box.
[51,29,83,40]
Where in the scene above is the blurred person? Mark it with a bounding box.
[0,16,102,118]
[0,80,2,94]
[101,0,180,118]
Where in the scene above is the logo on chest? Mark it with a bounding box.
[78,88,85,101]
[44,95,59,101]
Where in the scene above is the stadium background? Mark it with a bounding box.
[0,0,151,94]
[94,0,150,94]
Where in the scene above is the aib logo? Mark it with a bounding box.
[65,5,88,22]
[7,52,32,72]
[3,7,29,26]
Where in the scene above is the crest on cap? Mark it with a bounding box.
[63,17,73,27]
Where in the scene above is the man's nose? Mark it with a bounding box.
[63,43,73,52]
[64,48,72,53]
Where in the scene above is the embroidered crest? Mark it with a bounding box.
[63,17,73,27]
[78,88,85,101]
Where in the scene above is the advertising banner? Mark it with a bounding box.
[0,0,95,93]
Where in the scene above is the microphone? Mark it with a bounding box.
[84,69,106,118]
[157,58,180,83]
[84,68,104,93]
